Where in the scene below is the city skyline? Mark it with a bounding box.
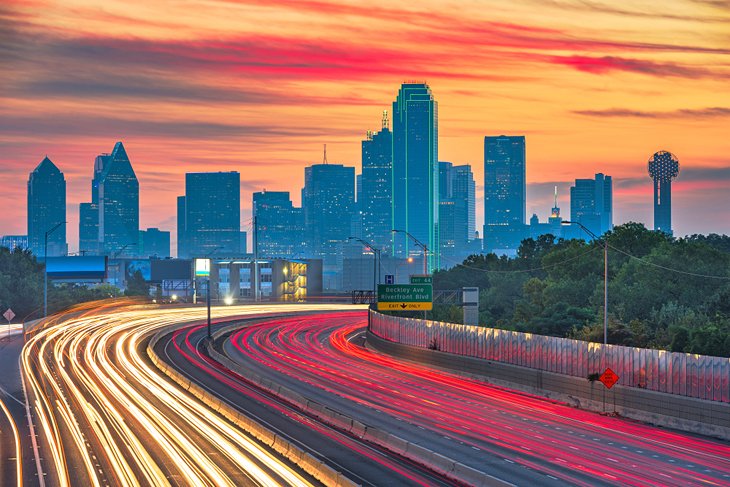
[2,1,730,252]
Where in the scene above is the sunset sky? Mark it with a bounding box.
[2,0,729,254]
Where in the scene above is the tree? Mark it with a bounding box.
[124,270,150,297]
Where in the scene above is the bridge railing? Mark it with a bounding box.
[369,310,730,403]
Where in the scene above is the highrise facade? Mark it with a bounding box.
[439,162,476,264]
[252,190,304,258]
[302,163,355,264]
[181,172,240,257]
[27,156,67,257]
[483,135,526,253]
[648,151,680,236]
[361,112,393,253]
[570,173,613,238]
[139,228,171,258]
[392,82,439,270]
[78,202,99,254]
[98,142,139,256]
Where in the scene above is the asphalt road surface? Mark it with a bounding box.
[217,310,730,487]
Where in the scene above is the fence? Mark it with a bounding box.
[369,311,730,403]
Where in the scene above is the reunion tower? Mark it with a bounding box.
[648,150,679,236]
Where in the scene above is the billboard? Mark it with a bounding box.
[46,256,107,280]
[151,259,192,281]
[194,258,210,278]
[126,260,151,281]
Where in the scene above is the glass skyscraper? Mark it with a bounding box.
[98,142,139,256]
[302,163,355,264]
[439,162,475,264]
[361,113,393,253]
[483,135,526,253]
[570,173,613,238]
[392,82,439,270]
[253,190,304,258]
[27,156,67,257]
[181,172,241,258]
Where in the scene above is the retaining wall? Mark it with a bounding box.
[367,330,730,440]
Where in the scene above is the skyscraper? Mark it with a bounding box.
[361,111,393,253]
[27,156,67,257]
[439,162,476,264]
[392,82,439,270]
[78,202,99,255]
[182,172,240,257]
[98,142,139,256]
[483,135,526,253]
[570,173,613,238]
[648,151,680,236]
[253,190,303,258]
[139,228,171,258]
[302,162,355,264]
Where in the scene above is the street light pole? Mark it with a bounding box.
[43,221,65,318]
[563,220,608,345]
[348,237,380,300]
[391,229,428,275]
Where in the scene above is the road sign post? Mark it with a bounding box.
[3,308,15,337]
[599,367,619,414]
[377,284,433,311]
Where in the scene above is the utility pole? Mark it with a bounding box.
[563,220,608,345]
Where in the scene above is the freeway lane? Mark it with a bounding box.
[158,315,460,486]
[21,302,363,486]
[220,311,730,487]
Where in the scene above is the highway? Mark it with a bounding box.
[157,313,461,486]
[214,310,730,487]
[20,302,372,487]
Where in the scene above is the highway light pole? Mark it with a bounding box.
[391,229,428,275]
[44,221,65,318]
[563,220,608,345]
[348,237,381,299]
[205,246,222,339]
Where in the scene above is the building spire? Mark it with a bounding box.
[554,185,558,208]
[323,143,328,164]
[382,110,389,130]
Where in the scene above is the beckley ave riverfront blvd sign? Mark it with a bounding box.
[377,284,433,311]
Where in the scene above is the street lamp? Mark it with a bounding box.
[348,236,381,298]
[391,229,428,275]
[563,220,608,345]
[44,221,66,317]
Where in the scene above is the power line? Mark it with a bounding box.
[608,244,730,280]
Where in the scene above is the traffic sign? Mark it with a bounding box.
[3,308,15,323]
[385,274,395,285]
[599,367,619,389]
[377,284,433,311]
[377,302,432,311]
[409,275,433,284]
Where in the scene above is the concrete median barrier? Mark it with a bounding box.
[203,321,514,487]
[147,323,358,487]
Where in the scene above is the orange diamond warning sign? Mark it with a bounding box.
[599,367,619,389]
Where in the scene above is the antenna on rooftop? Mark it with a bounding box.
[323,144,328,165]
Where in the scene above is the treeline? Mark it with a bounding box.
[433,223,730,357]
[0,247,149,321]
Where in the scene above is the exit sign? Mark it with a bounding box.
[410,275,432,284]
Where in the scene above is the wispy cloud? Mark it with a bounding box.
[573,106,730,118]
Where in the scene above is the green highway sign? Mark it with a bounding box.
[377,284,433,311]
[410,275,433,284]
